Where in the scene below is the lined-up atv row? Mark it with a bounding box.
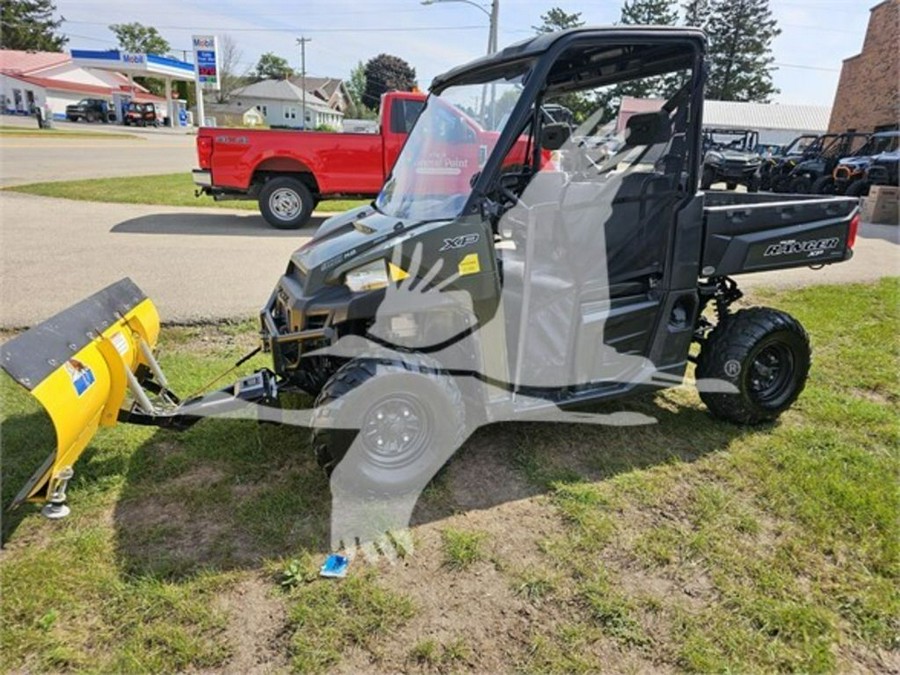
[761,130,899,197]
[2,27,861,524]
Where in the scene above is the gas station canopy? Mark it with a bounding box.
[70,49,195,81]
[70,49,195,125]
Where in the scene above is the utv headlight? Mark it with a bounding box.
[707,152,724,164]
[343,259,389,293]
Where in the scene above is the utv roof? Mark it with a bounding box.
[430,26,706,91]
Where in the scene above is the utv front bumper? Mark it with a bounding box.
[259,273,382,379]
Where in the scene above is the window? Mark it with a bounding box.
[390,98,426,134]
[256,104,267,116]
[283,105,297,120]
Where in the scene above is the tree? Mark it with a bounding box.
[0,0,67,52]
[532,7,583,33]
[109,22,170,55]
[682,0,711,28]
[109,22,171,97]
[216,34,248,103]
[705,0,780,101]
[590,0,681,122]
[344,60,373,117]
[362,54,416,110]
[252,52,294,81]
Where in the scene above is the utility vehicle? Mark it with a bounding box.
[777,132,869,194]
[2,27,860,516]
[756,133,823,192]
[701,128,761,191]
[824,131,900,196]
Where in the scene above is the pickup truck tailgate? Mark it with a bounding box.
[702,192,859,276]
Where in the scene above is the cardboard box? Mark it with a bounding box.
[860,195,899,225]
[869,185,899,201]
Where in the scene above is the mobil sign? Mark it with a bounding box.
[193,35,219,89]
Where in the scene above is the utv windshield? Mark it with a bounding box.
[375,65,531,221]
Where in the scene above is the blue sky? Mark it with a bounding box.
[56,0,872,106]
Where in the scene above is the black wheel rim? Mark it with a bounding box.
[747,343,795,405]
[360,394,431,469]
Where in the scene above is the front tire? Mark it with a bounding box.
[697,308,810,425]
[790,175,812,194]
[812,175,835,194]
[725,181,737,191]
[701,166,715,190]
[258,176,314,230]
[311,354,465,492]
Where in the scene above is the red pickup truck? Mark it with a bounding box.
[193,91,426,229]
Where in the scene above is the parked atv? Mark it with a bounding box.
[701,128,762,191]
[825,131,900,196]
[757,134,825,192]
[781,133,869,194]
[1,26,861,520]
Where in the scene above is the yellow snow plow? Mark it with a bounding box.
[1,279,165,516]
[1,278,278,518]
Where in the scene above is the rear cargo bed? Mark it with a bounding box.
[701,190,859,277]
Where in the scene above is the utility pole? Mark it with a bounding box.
[297,37,312,130]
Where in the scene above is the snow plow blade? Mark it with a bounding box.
[1,278,161,510]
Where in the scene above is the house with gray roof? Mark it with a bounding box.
[228,79,343,130]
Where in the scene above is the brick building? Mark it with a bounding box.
[828,0,900,133]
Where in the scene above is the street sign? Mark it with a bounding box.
[192,35,219,90]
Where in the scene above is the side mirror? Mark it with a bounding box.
[541,122,570,151]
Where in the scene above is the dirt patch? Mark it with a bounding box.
[213,575,291,675]
[850,387,893,405]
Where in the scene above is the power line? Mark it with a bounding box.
[61,19,487,34]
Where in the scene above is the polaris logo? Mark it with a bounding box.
[439,233,480,251]
[763,237,840,257]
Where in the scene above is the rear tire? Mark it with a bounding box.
[747,175,760,193]
[697,308,810,425]
[846,180,870,198]
[311,353,465,491]
[812,175,835,194]
[258,176,314,229]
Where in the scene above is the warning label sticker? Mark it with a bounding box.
[458,253,481,276]
[110,331,129,355]
[65,359,96,397]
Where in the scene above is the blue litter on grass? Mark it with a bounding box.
[320,554,350,578]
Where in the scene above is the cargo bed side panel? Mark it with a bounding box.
[702,194,858,276]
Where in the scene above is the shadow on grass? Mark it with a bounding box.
[0,410,57,542]
[110,212,326,237]
[107,390,752,580]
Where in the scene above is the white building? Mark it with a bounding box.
[229,79,344,130]
[618,96,832,147]
[0,50,165,120]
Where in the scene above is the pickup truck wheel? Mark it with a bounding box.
[86,111,97,123]
[259,177,314,229]
[697,307,810,425]
[812,175,835,194]
[311,353,465,493]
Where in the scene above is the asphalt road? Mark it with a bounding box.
[1,190,897,328]
[0,192,316,327]
[0,126,196,186]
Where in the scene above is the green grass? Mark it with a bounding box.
[1,279,897,672]
[4,172,369,214]
[440,527,487,570]
[0,126,141,139]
